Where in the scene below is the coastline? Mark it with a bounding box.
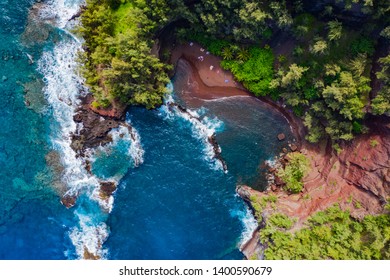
[20,0,388,261]
[71,37,389,259]
[169,42,390,259]
[169,42,305,147]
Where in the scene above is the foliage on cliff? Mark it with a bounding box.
[277,152,310,193]
[173,0,390,143]
[80,0,390,139]
[372,54,390,115]
[79,0,172,109]
[259,205,390,260]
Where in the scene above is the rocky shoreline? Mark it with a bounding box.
[58,6,389,257]
[167,42,390,260]
[237,116,390,259]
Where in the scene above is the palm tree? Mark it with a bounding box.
[237,48,250,62]
[221,47,234,60]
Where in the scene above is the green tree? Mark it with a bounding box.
[372,54,390,115]
[281,64,309,87]
[310,38,327,54]
[277,152,310,193]
[327,20,343,41]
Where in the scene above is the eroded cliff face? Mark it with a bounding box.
[339,118,389,205]
[239,115,389,258]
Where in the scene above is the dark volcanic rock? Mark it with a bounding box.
[274,176,285,187]
[61,194,77,208]
[208,134,228,172]
[236,185,252,203]
[99,181,117,199]
[169,101,228,172]
[71,105,120,154]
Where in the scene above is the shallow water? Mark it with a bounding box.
[0,0,294,259]
[0,0,74,259]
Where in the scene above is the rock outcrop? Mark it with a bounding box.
[71,95,123,156]
[238,115,390,259]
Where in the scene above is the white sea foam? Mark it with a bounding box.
[231,206,258,249]
[90,124,145,175]
[159,93,226,172]
[36,0,113,259]
[89,124,145,212]
[123,124,145,167]
[38,38,98,197]
[39,0,84,29]
[69,213,109,259]
[202,95,251,103]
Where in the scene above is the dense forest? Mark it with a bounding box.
[80,0,389,144]
[259,204,390,259]
[79,0,390,259]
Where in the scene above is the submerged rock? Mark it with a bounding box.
[277,133,285,141]
[61,194,77,208]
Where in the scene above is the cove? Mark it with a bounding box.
[104,87,294,259]
[0,0,295,259]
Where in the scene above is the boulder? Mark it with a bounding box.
[61,194,77,208]
[277,133,286,141]
[99,181,117,199]
[290,144,298,152]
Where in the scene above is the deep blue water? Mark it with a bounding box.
[0,0,74,259]
[0,0,294,259]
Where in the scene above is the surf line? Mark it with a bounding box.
[164,100,228,173]
[35,0,145,259]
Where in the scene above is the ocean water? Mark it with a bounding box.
[0,0,294,259]
[0,0,74,259]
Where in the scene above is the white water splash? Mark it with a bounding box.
[231,206,258,248]
[89,124,145,212]
[239,208,258,248]
[39,0,84,29]
[69,213,109,259]
[36,0,109,259]
[159,93,226,172]
[38,40,99,197]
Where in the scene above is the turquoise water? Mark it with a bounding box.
[0,0,293,259]
[0,0,74,259]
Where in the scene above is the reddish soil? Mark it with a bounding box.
[171,43,390,251]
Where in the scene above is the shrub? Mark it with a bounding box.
[221,47,274,96]
[277,152,310,193]
[261,205,390,260]
[370,139,379,148]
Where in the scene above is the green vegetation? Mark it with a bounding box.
[277,152,310,193]
[179,0,389,144]
[185,34,274,96]
[79,0,390,141]
[221,47,274,96]
[79,0,172,109]
[260,205,390,260]
[250,194,278,219]
[370,139,379,148]
[372,54,390,115]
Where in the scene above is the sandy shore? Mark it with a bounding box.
[170,42,390,259]
[170,43,249,99]
[170,42,304,145]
